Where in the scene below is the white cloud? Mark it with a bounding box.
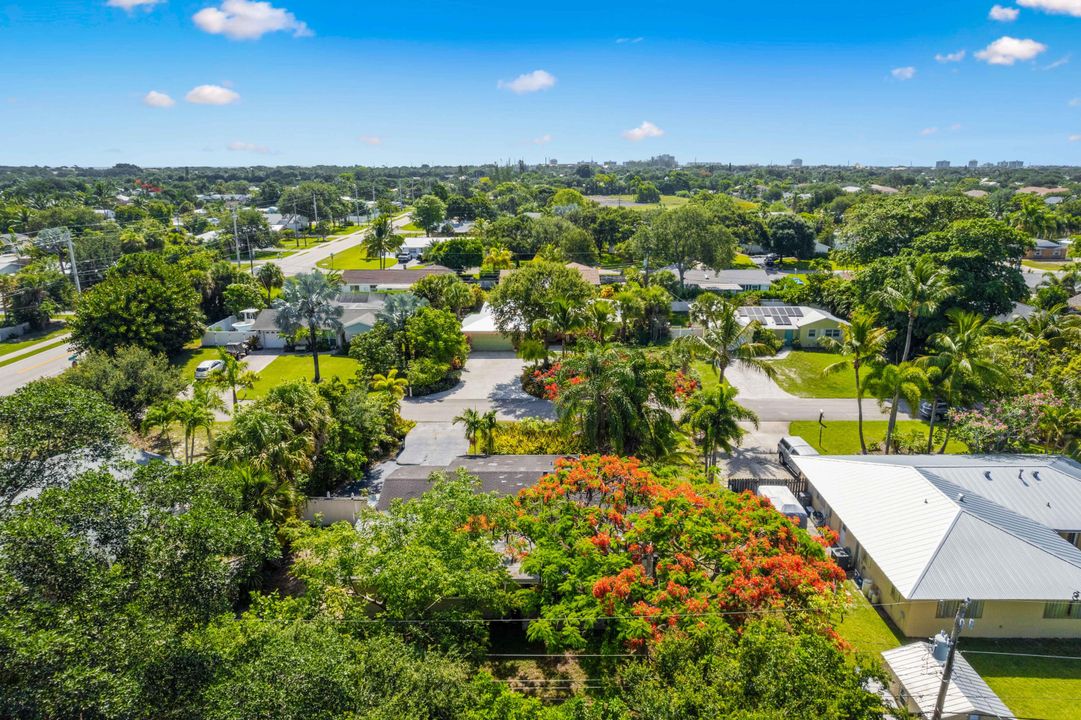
[497,70,556,94]
[1070,134,1081,142]
[142,90,175,108]
[975,36,1047,65]
[935,50,966,63]
[185,84,240,104]
[1043,55,1071,70]
[989,4,1020,20]
[358,135,382,145]
[891,66,916,80]
[193,0,311,40]
[1018,0,1081,16]
[106,0,162,10]
[622,121,664,142]
[531,134,553,145]
[919,127,939,136]
[616,37,643,44]
[227,141,272,154]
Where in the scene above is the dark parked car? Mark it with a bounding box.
[919,400,949,421]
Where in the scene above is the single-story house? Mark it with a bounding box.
[962,189,989,199]
[376,455,561,511]
[265,213,309,233]
[340,266,454,294]
[499,261,603,287]
[791,454,1081,639]
[399,235,437,260]
[994,301,1037,323]
[682,267,773,293]
[196,230,220,244]
[461,304,516,352]
[1025,238,1067,260]
[737,305,846,347]
[882,640,1014,720]
[249,302,383,350]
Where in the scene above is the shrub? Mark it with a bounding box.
[490,419,578,455]
[408,357,458,395]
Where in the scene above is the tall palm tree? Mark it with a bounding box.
[613,289,645,341]
[873,256,955,364]
[919,309,1006,453]
[174,383,224,463]
[371,368,408,399]
[584,300,616,345]
[678,295,777,384]
[684,385,759,479]
[210,349,260,405]
[141,399,180,460]
[864,362,930,454]
[534,298,583,356]
[821,311,893,454]
[362,214,404,270]
[453,408,483,455]
[274,271,344,383]
[255,262,284,303]
[480,410,498,456]
[233,465,304,526]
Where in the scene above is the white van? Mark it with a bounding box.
[778,436,818,471]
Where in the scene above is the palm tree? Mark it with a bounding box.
[453,408,483,455]
[873,256,955,364]
[484,246,513,271]
[255,262,284,303]
[371,368,408,399]
[684,385,759,479]
[362,214,404,270]
[613,289,645,341]
[480,410,498,456]
[821,311,893,454]
[678,294,777,384]
[517,338,550,369]
[174,383,224,463]
[584,300,616,345]
[274,271,344,383]
[919,309,1006,453]
[141,399,180,460]
[1012,305,1081,350]
[864,362,929,454]
[210,349,260,405]
[233,465,304,526]
[534,298,583,356]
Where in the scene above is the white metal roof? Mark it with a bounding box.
[882,642,1014,719]
[794,455,1081,600]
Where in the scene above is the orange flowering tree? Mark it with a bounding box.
[512,456,843,651]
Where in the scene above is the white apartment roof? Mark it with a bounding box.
[793,455,1081,601]
[882,642,1014,719]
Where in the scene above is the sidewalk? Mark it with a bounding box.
[1,332,71,363]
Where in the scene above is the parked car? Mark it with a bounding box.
[778,435,818,471]
[764,253,781,267]
[225,342,248,359]
[919,400,949,421]
[194,359,225,380]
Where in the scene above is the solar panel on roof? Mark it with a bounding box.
[775,317,791,326]
[791,308,804,317]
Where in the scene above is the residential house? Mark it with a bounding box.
[791,454,1081,639]
[681,267,773,293]
[737,305,846,347]
[1025,239,1067,260]
[882,640,1015,720]
[499,261,604,288]
[248,297,385,349]
[376,455,561,511]
[339,266,454,294]
[461,303,516,352]
[265,213,309,233]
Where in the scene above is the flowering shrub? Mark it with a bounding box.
[672,369,700,400]
[522,362,561,398]
[951,392,1062,453]
[512,456,843,651]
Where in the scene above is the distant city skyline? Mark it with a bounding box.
[2,0,1081,167]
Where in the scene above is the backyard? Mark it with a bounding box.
[246,353,362,398]
[788,419,968,454]
[769,351,857,397]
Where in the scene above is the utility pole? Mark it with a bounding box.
[931,598,971,720]
[65,233,81,294]
[231,206,241,267]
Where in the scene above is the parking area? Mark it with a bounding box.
[401,352,554,422]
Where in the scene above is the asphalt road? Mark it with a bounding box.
[274,213,414,276]
[0,340,75,396]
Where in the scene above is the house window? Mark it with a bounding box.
[822,328,842,339]
[1044,601,1081,619]
[937,600,984,619]
[807,329,817,338]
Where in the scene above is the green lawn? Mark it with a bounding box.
[769,351,856,398]
[0,323,69,358]
[836,582,905,658]
[788,419,968,454]
[246,353,361,398]
[606,194,689,210]
[692,361,723,394]
[730,253,758,269]
[1022,259,1072,271]
[172,346,221,382]
[0,338,70,369]
[316,243,399,271]
[330,224,367,237]
[962,639,1081,720]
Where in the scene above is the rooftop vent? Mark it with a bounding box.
[1019,468,1029,487]
[1033,471,1042,482]
[984,471,993,481]
[957,492,965,503]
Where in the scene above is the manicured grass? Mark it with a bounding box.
[692,360,723,395]
[769,351,856,398]
[246,353,361,398]
[1022,259,1072,271]
[0,338,69,368]
[835,581,905,658]
[730,253,758,269]
[962,639,1081,720]
[330,224,367,237]
[607,194,690,210]
[172,347,221,382]
[316,243,399,271]
[0,323,68,357]
[788,420,968,454]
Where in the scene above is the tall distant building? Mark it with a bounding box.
[791,158,803,168]
[652,154,677,168]
[968,159,978,169]
[935,160,951,169]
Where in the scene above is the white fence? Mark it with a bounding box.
[0,322,30,341]
[302,496,369,525]
[201,330,255,347]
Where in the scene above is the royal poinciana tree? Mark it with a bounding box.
[510,456,844,653]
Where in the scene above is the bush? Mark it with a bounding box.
[752,325,783,354]
[65,346,186,423]
[408,357,457,395]
[491,419,577,455]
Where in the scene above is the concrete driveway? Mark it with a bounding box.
[725,363,796,401]
[400,352,554,422]
[396,422,469,465]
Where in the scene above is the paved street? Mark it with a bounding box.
[274,213,413,276]
[0,338,75,396]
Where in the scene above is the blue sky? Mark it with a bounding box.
[2,0,1081,167]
